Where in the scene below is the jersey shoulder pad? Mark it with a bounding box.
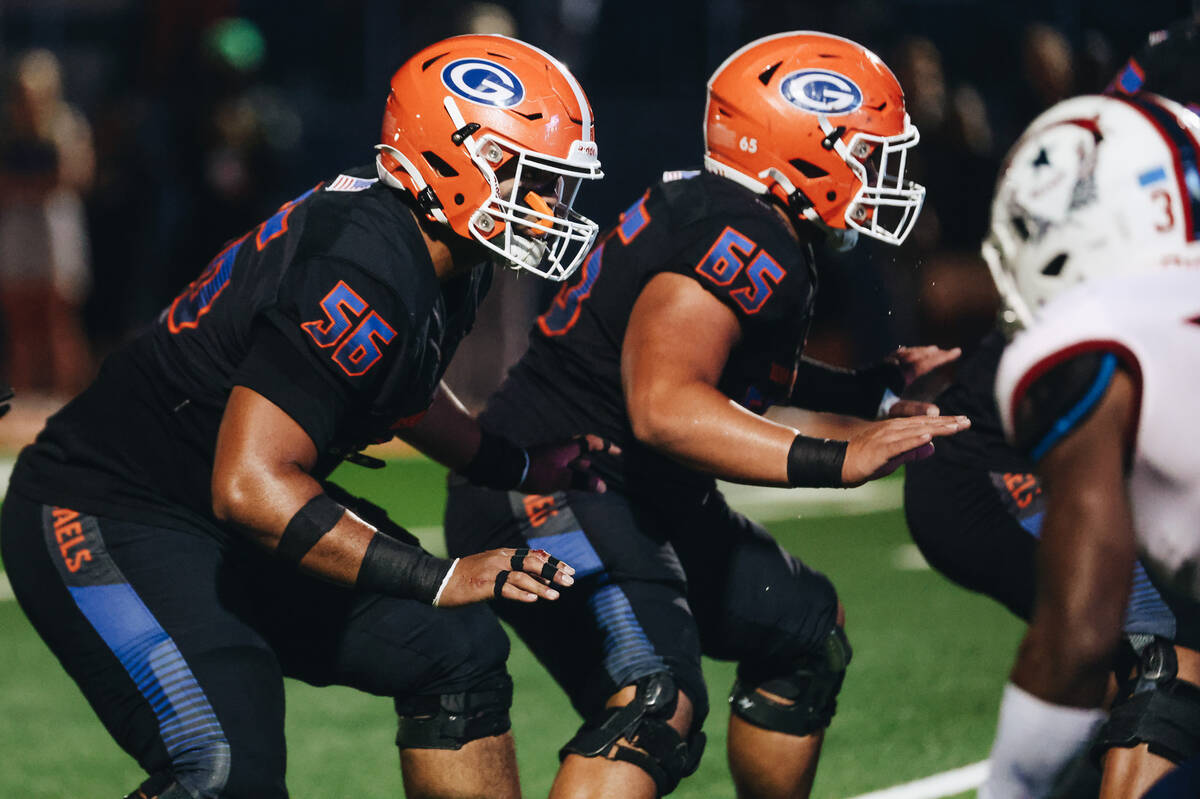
[272,256,414,391]
[1007,349,1120,461]
[671,210,810,322]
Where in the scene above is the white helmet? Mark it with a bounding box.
[983,92,1200,328]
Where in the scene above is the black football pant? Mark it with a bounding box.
[904,457,1185,643]
[0,489,510,799]
[444,478,841,730]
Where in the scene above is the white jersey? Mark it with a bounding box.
[995,270,1200,602]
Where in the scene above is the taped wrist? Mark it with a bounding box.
[357,533,454,604]
[462,430,529,490]
[790,358,905,419]
[276,494,346,565]
[787,435,848,488]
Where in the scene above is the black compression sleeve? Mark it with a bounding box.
[356,533,454,604]
[786,435,848,488]
[790,357,905,419]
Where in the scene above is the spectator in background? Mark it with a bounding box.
[1013,23,1075,131]
[889,36,1001,352]
[0,49,94,398]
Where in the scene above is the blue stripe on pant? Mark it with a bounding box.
[67,583,231,793]
[528,528,666,685]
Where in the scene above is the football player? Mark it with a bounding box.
[0,35,608,799]
[905,21,1200,797]
[976,92,1200,798]
[443,31,969,799]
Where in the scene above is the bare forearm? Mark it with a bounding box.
[1011,486,1133,707]
[212,458,377,585]
[631,381,796,485]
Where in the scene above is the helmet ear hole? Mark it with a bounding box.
[789,159,830,179]
[421,151,459,178]
[1041,253,1068,276]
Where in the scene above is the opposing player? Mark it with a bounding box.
[444,32,969,799]
[976,92,1200,798]
[0,35,606,799]
[905,22,1200,796]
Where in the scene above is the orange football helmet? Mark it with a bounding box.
[705,31,924,246]
[377,34,602,280]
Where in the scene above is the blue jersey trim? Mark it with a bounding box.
[1029,353,1118,462]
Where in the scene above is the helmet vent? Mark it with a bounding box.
[422,151,459,178]
[515,111,544,121]
[718,106,734,118]
[421,53,449,71]
[790,159,830,179]
[758,61,783,86]
[486,51,514,60]
[1041,253,1068,276]
[1010,215,1030,241]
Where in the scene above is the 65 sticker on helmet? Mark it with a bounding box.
[441,58,526,108]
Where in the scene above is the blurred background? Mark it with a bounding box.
[0,0,1193,426]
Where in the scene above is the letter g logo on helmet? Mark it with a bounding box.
[441,58,526,108]
[780,70,863,115]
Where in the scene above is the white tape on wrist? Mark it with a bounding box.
[876,388,901,418]
[431,558,460,607]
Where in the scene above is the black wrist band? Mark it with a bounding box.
[462,430,528,490]
[786,435,849,488]
[356,532,454,604]
[276,494,346,565]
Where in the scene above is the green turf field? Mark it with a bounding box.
[0,459,1022,798]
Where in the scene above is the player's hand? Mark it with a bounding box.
[842,414,970,486]
[521,434,621,494]
[886,345,961,385]
[436,548,576,606]
[885,399,941,418]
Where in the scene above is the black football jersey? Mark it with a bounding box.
[929,328,1032,473]
[12,165,490,539]
[480,171,818,498]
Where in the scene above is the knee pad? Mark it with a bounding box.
[1093,637,1200,764]
[730,624,851,737]
[394,673,513,750]
[560,672,706,797]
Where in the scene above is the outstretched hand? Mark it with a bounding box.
[842,414,970,486]
[878,345,961,418]
[887,345,962,385]
[521,434,621,494]
[436,548,576,606]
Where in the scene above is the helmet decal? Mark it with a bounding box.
[440,58,526,108]
[780,69,863,115]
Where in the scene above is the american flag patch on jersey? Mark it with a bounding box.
[326,175,378,192]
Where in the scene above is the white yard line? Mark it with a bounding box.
[847,760,989,799]
[718,478,903,521]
